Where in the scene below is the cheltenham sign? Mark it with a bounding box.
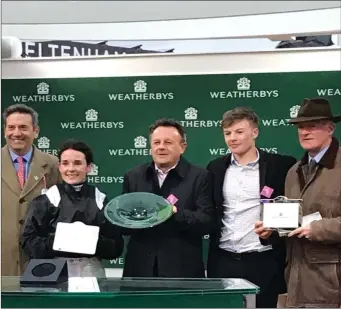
[21,40,174,57]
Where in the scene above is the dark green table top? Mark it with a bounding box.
[2,276,259,297]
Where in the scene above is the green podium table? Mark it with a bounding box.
[1,276,259,308]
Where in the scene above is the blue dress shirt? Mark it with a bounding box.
[9,147,33,180]
[308,145,329,163]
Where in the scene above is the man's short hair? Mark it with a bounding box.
[149,118,187,143]
[58,139,94,165]
[221,107,259,128]
[3,104,39,127]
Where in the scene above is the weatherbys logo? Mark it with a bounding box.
[261,105,300,127]
[109,136,152,156]
[210,77,279,99]
[317,87,341,96]
[108,80,174,101]
[209,147,278,156]
[87,164,123,184]
[60,109,124,129]
[12,82,76,103]
[180,107,222,128]
[36,136,58,156]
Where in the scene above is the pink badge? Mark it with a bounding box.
[261,186,274,198]
[167,194,179,205]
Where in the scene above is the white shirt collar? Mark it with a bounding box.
[309,145,330,163]
[231,148,260,167]
[155,162,178,175]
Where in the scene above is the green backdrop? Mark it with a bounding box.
[2,71,341,270]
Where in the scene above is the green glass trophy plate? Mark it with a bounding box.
[104,192,173,229]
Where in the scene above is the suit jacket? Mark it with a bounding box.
[121,156,215,278]
[206,149,297,293]
[1,145,61,275]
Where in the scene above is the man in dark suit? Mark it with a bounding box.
[206,107,296,308]
[121,118,215,278]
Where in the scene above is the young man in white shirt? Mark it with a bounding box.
[207,107,296,308]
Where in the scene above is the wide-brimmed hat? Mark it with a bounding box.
[288,98,341,124]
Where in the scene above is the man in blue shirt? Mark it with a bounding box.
[9,147,33,182]
[2,103,61,276]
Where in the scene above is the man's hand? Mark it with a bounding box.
[288,224,311,239]
[254,221,273,239]
[172,205,177,213]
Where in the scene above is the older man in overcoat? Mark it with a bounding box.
[256,98,341,308]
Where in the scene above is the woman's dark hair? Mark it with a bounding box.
[57,139,94,165]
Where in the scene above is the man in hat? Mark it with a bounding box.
[255,98,341,307]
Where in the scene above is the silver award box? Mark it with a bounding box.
[260,196,303,236]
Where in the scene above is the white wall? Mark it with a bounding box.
[4,7,340,55]
[3,8,340,42]
[2,1,341,24]
[3,1,340,55]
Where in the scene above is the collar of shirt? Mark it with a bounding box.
[9,146,33,163]
[309,145,330,163]
[155,162,178,176]
[231,148,260,168]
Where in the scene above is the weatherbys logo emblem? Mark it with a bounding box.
[60,109,124,129]
[108,80,174,101]
[134,136,148,148]
[87,164,123,184]
[12,82,76,103]
[261,105,300,127]
[37,136,50,149]
[181,107,221,128]
[289,105,301,118]
[210,77,279,99]
[109,136,151,156]
[36,136,58,156]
